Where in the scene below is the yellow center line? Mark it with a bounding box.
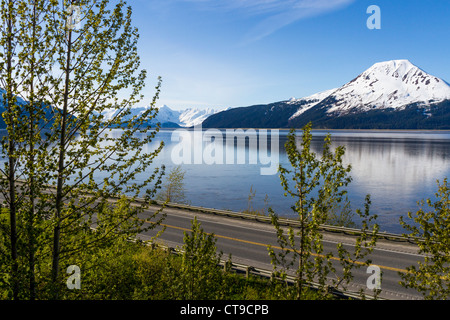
[145,220,411,274]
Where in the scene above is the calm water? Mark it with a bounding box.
[2,128,449,234]
[144,129,450,234]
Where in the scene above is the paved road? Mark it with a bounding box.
[137,204,425,300]
[0,185,425,300]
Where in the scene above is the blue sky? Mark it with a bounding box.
[131,0,450,110]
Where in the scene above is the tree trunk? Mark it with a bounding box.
[297,165,305,300]
[27,2,39,300]
[51,26,73,299]
[6,0,19,300]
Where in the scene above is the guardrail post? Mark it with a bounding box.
[245,266,254,279]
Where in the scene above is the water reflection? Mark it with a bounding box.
[301,131,450,232]
[151,129,450,233]
[1,128,449,234]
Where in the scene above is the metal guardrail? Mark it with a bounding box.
[140,199,418,244]
[143,240,383,300]
[4,178,401,300]
[5,177,416,243]
[4,177,419,245]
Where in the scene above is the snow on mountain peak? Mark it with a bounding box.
[179,108,219,127]
[155,105,182,124]
[157,105,229,127]
[288,88,337,119]
[98,104,227,127]
[368,59,415,76]
[287,59,450,121]
[325,59,450,114]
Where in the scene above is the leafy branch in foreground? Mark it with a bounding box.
[0,0,166,300]
[268,123,379,299]
[178,217,223,299]
[399,178,450,300]
[156,165,188,204]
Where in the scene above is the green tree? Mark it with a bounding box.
[323,194,356,228]
[0,0,167,300]
[268,123,379,299]
[156,165,188,204]
[178,217,223,299]
[16,0,60,300]
[0,0,22,300]
[399,178,450,300]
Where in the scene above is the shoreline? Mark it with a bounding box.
[159,127,450,133]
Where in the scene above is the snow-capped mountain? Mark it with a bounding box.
[203,59,450,129]
[154,105,183,125]
[288,88,338,119]
[178,107,229,127]
[310,59,450,116]
[0,88,63,129]
[158,105,227,127]
[99,104,227,127]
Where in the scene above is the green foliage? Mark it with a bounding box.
[0,0,166,299]
[31,214,324,300]
[156,165,188,204]
[399,178,450,300]
[268,123,379,299]
[177,217,223,299]
[322,194,357,228]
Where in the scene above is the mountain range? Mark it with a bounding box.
[100,105,227,128]
[2,60,449,130]
[0,93,226,129]
[202,59,450,129]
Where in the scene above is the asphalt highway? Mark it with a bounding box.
[0,186,426,300]
[137,204,426,300]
